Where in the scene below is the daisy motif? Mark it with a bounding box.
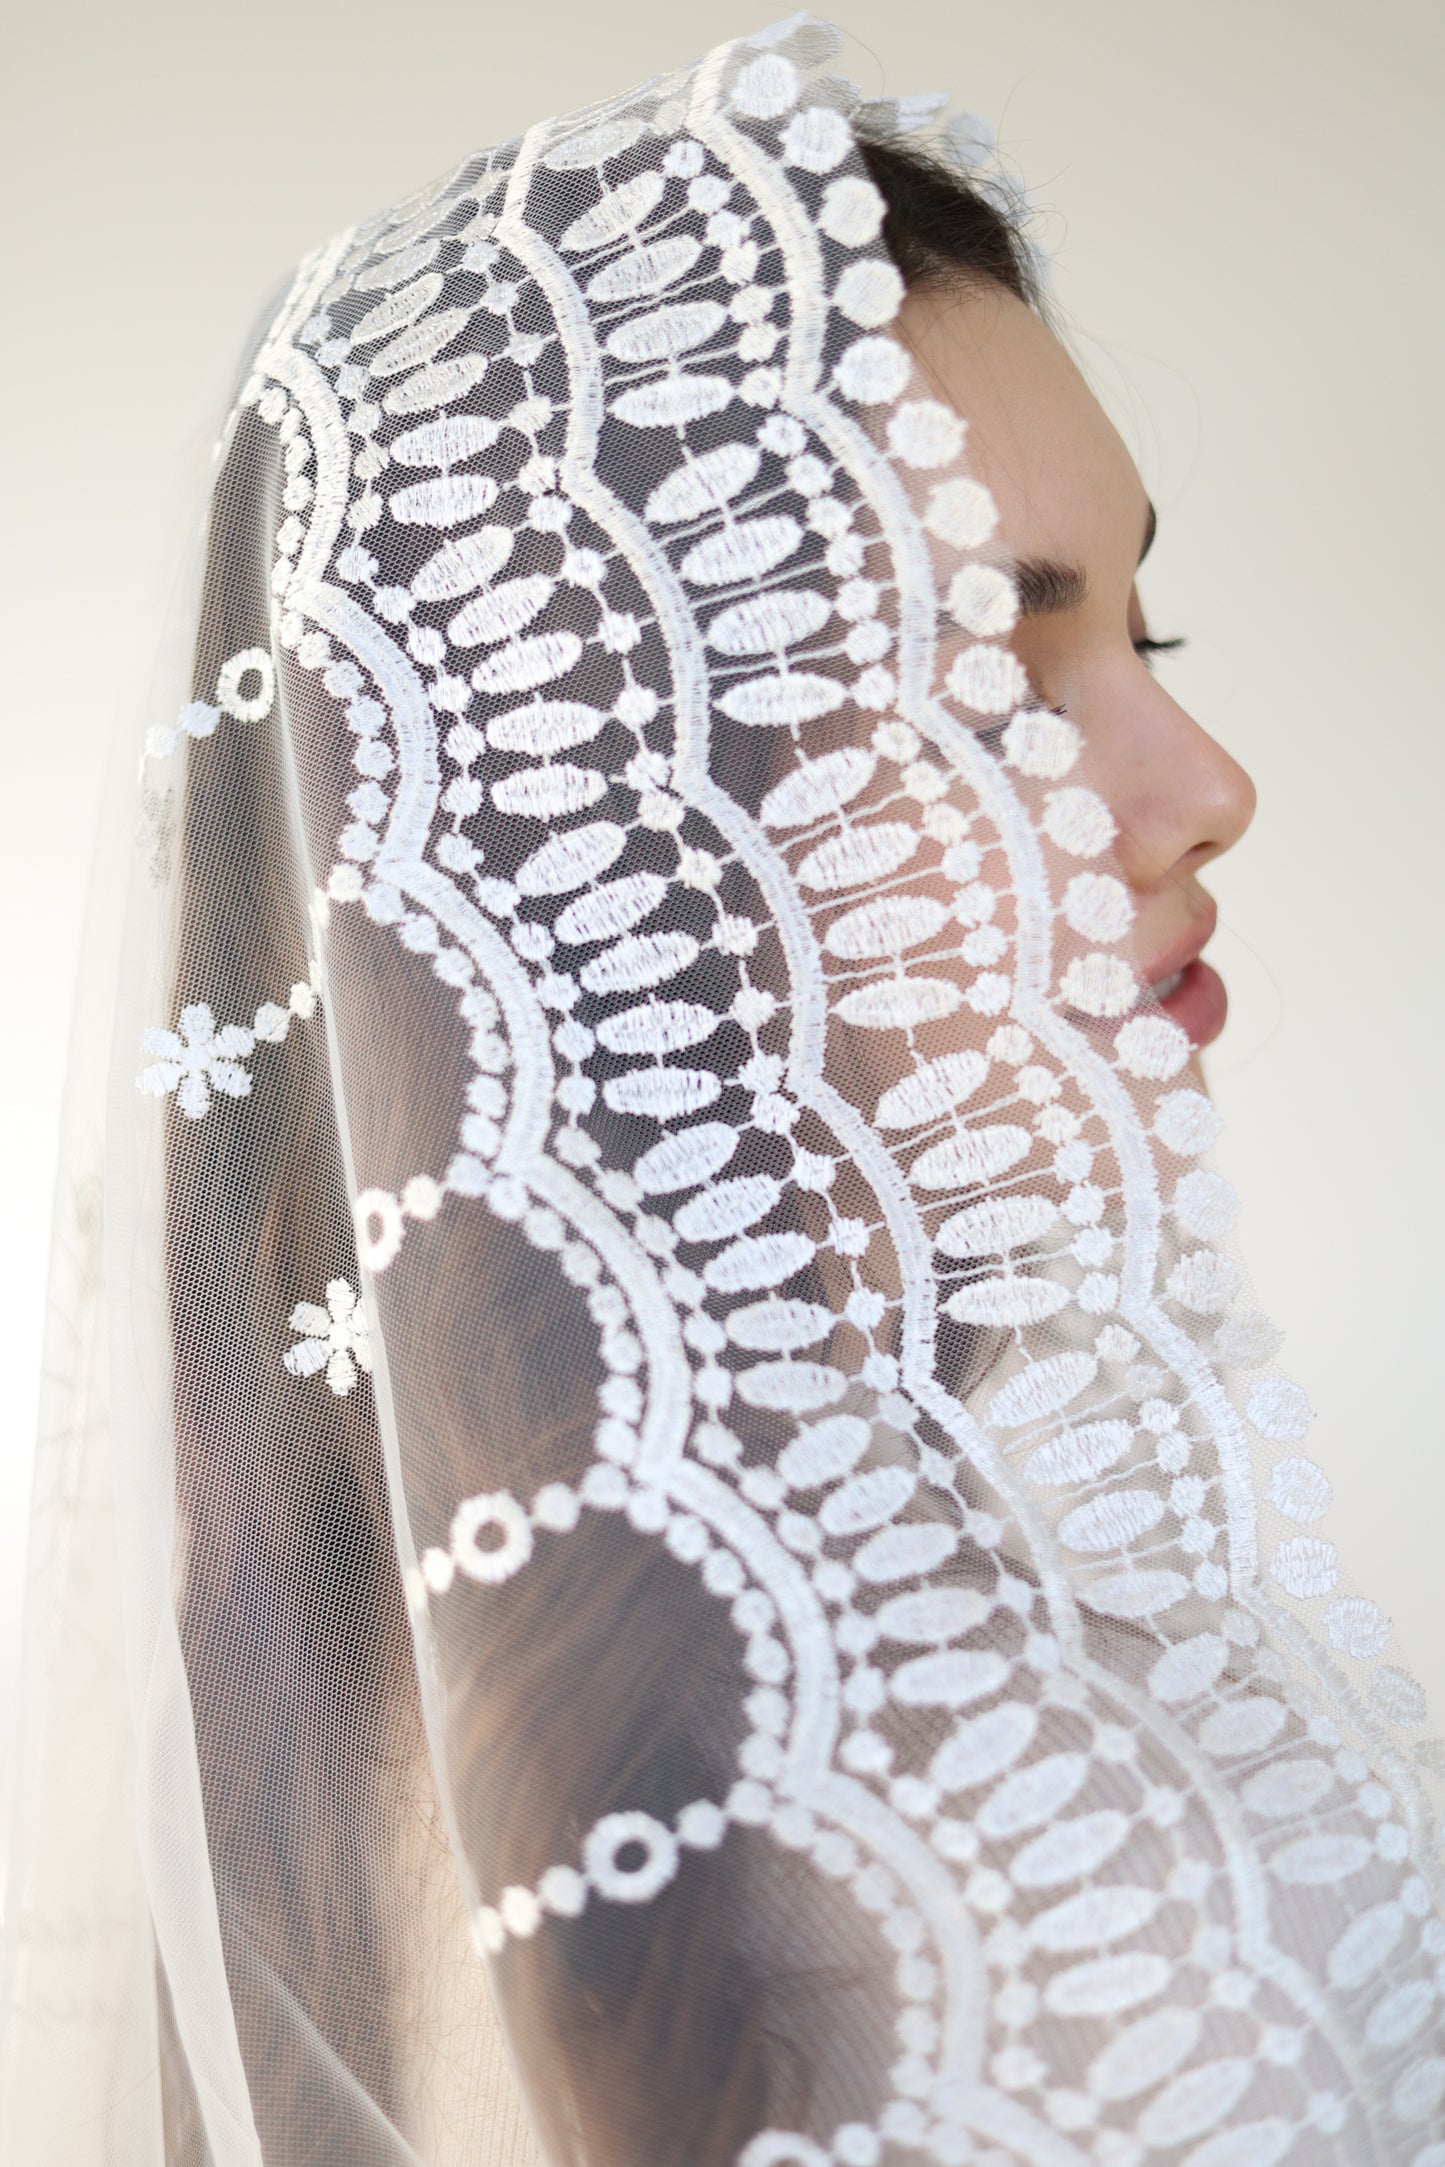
[283,1278,373,1397]
[137,1002,254,1120]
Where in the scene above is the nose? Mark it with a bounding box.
[1084,669,1256,895]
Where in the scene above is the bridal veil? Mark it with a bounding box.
[5,18,1444,2164]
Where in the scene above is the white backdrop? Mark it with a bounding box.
[3,0,1440,1761]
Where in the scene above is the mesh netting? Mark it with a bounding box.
[5,18,1444,2167]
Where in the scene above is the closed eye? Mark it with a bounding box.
[1134,633,1186,669]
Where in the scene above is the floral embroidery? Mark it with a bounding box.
[282,1278,372,1396]
[137,1004,254,1120]
[137,977,320,1120]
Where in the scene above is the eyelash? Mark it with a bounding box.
[972,634,1188,746]
[1134,634,1186,667]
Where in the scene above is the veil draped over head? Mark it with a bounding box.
[6,17,1445,2165]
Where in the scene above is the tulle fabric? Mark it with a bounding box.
[5,19,1445,2165]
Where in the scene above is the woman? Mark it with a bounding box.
[4,19,1441,2164]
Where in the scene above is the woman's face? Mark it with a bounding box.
[897,279,1256,1053]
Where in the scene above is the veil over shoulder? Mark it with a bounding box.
[5,18,1445,2165]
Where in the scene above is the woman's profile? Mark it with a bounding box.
[3,18,1442,2165]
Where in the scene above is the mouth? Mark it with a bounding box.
[1061,902,1228,1052]
[1147,955,1227,1049]
[1141,900,1226,1049]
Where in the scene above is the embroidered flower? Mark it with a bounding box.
[137,1003,254,1119]
[283,1278,373,1396]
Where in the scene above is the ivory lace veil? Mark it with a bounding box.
[5,19,1445,2164]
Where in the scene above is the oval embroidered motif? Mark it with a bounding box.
[1269,1833,1374,1886]
[761,746,877,829]
[1013,1810,1130,1893]
[733,1363,847,1412]
[717,673,845,726]
[891,1650,1007,1709]
[703,1231,817,1295]
[778,1415,872,1490]
[612,375,734,429]
[586,236,703,303]
[930,1703,1037,1793]
[707,589,832,656]
[675,1175,780,1243]
[601,1068,721,1119]
[490,764,605,818]
[1086,1569,1190,1619]
[472,632,582,697]
[542,112,647,169]
[978,1754,1090,1840]
[411,526,513,600]
[875,1050,987,1130]
[1057,1488,1166,1554]
[873,1588,990,1645]
[824,895,949,960]
[943,1278,1071,1328]
[580,931,700,996]
[836,979,963,1031]
[818,1465,917,1537]
[559,171,666,253]
[488,700,610,757]
[555,872,667,945]
[1137,2060,1252,2148]
[852,1523,959,1585]
[1198,1699,1288,1757]
[1023,1421,1135,1487]
[514,821,627,896]
[634,1124,737,1195]
[911,1126,1032,1191]
[1147,1634,1229,1705]
[726,1300,833,1352]
[1366,1983,1436,2050]
[367,307,472,376]
[680,515,804,587]
[606,300,727,363]
[596,1001,722,1058]
[1029,1886,1158,1955]
[1328,1902,1406,1990]
[936,1194,1060,1257]
[1240,1757,1335,1819]
[986,1350,1097,1427]
[354,239,439,290]
[1086,2008,1201,2104]
[797,823,919,892]
[391,475,500,528]
[389,414,502,467]
[348,273,446,346]
[448,577,556,649]
[644,442,762,526]
[1043,1953,1174,2019]
[382,352,492,415]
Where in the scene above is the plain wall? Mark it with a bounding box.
[3,0,1441,1743]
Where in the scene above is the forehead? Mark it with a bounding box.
[895,282,1146,576]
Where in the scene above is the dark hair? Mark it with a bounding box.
[156,131,1033,2164]
[860,132,1036,303]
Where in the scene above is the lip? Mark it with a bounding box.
[1154,956,1228,1049]
[1140,897,1218,995]
[1140,898,1226,1049]
[1062,896,1228,1051]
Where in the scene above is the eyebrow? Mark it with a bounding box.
[1011,498,1159,621]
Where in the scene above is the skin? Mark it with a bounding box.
[896,279,1256,1052]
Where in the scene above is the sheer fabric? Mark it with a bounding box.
[6,19,1445,2164]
